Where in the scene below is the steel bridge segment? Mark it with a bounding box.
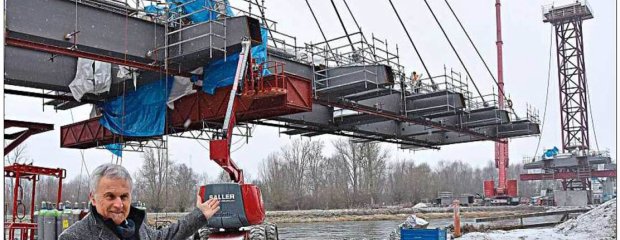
[405,91,466,118]
[6,0,261,93]
[269,51,539,145]
[5,45,166,98]
[6,0,161,63]
[314,98,502,143]
[267,54,315,80]
[315,65,394,100]
[250,120,439,149]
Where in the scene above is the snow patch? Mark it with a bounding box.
[555,198,616,239]
[460,198,617,240]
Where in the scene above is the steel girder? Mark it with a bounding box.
[6,0,261,93]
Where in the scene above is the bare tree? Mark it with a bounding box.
[136,148,174,212]
[171,163,198,212]
[359,142,388,206]
[280,139,322,209]
[259,153,292,210]
[332,139,364,205]
[4,144,31,165]
[214,170,232,183]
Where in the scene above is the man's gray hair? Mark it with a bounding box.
[89,163,133,194]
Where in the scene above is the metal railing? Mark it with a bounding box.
[542,0,593,22]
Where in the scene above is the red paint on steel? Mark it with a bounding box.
[483,180,495,198]
[59,72,312,149]
[4,164,66,240]
[494,0,509,194]
[4,120,54,155]
[241,184,265,225]
[4,37,187,75]
[199,186,206,203]
[506,179,518,197]
[209,139,243,183]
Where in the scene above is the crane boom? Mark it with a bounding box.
[211,38,252,183]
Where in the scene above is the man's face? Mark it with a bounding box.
[90,176,131,225]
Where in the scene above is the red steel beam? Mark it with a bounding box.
[4,164,66,179]
[4,120,54,155]
[520,170,616,181]
[5,37,189,77]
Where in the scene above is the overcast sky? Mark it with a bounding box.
[3,0,616,184]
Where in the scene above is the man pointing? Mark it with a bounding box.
[60,163,220,240]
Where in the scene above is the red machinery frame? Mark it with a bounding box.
[520,169,616,181]
[4,164,66,240]
[5,120,54,156]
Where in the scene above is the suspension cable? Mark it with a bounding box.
[443,0,517,116]
[387,0,436,89]
[533,26,553,158]
[304,0,338,63]
[423,0,485,104]
[586,79,600,151]
[329,0,355,52]
[253,0,278,49]
[342,0,377,62]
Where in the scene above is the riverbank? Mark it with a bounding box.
[148,205,546,224]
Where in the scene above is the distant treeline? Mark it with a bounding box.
[255,139,538,210]
[5,140,540,213]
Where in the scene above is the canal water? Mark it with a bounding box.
[277,215,560,239]
[277,218,472,239]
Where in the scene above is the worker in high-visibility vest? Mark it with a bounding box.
[410,71,422,93]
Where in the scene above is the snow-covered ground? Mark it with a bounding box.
[460,199,617,240]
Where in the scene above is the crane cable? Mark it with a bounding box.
[533,26,553,158]
[422,0,485,104]
[443,0,518,117]
[304,0,339,63]
[252,0,278,49]
[387,0,436,89]
[586,77,600,151]
[342,0,377,62]
[329,0,355,52]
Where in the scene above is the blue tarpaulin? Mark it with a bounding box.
[105,143,123,157]
[170,0,234,22]
[543,146,560,159]
[99,77,173,137]
[202,26,271,94]
[144,4,166,15]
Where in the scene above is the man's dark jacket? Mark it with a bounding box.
[59,205,206,240]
